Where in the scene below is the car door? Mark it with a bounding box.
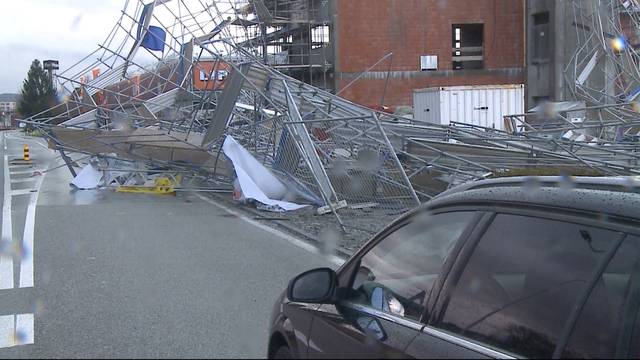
[306,211,481,359]
[423,210,635,358]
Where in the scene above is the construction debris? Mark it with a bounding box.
[116,177,179,195]
[21,0,640,243]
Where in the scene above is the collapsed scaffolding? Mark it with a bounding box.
[22,0,640,242]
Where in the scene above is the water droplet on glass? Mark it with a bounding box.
[32,299,45,316]
[349,176,364,193]
[13,329,27,345]
[333,158,348,177]
[357,149,382,172]
[624,176,638,191]
[559,173,576,192]
[523,176,542,193]
[319,228,340,256]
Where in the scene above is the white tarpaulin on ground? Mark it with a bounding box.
[71,163,103,189]
[223,135,308,211]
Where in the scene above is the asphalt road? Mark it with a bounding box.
[0,131,336,358]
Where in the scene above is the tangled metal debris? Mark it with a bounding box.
[21,0,640,240]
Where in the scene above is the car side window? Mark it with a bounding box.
[561,234,640,358]
[436,214,622,358]
[349,211,476,321]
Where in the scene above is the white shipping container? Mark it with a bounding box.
[413,84,524,131]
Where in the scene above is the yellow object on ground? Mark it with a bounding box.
[116,177,178,195]
[23,144,30,161]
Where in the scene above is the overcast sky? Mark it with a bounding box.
[0,0,124,93]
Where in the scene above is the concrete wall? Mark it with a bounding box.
[334,0,525,111]
[525,0,611,109]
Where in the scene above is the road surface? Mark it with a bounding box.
[0,131,337,358]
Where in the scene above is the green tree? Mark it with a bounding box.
[17,60,58,120]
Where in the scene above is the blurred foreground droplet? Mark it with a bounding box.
[32,299,45,316]
[523,176,542,193]
[357,149,382,172]
[559,173,576,191]
[319,228,341,256]
[624,176,639,191]
[13,329,27,345]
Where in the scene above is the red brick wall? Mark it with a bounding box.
[335,0,525,110]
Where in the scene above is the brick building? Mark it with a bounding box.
[251,0,525,112]
[333,0,525,111]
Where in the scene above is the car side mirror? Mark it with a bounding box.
[287,268,338,304]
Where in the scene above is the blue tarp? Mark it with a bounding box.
[137,4,166,52]
[141,26,166,52]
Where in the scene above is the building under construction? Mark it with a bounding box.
[240,0,335,92]
[242,0,525,111]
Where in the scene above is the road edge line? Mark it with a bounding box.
[194,193,345,267]
[0,134,13,290]
[19,174,44,289]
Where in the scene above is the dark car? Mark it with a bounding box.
[268,177,640,359]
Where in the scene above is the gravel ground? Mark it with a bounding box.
[200,191,410,256]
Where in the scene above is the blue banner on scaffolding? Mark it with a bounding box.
[137,4,166,52]
[141,26,166,52]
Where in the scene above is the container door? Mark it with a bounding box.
[475,90,488,128]
[450,92,460,125]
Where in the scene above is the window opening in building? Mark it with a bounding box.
[311,25,329,49]
[452,24,484,70]
[533,12,550,62]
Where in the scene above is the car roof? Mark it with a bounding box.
[424,177,640,222]
[437,176,640,198]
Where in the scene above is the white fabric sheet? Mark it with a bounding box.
[223,136,308,211]
[71,163,103,189]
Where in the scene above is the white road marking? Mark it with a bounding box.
[19,174,44,288]
[15,314,34,345]
[4,133,50,151]
[10,179,35,184]
[195,194,345,267]
[9,171,35,176]
[0,314,34,348]
[10,190,36,197]
[0,135,13,290]
[0,315,12,347]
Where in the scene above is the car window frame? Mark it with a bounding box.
[336,206,487,325]
[429,204,636,358]
[614,235,640,358]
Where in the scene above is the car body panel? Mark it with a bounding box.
[269,180,640,359]
[307,302,420,359]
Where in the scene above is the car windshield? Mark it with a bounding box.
[0,0,638,358]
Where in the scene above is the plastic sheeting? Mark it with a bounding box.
[223,136,308,211]
[71,163,102,190]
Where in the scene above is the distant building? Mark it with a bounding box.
[0,94,19,127]
[0,94,19,114]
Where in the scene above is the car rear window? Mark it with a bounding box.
[436,214,624,358]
